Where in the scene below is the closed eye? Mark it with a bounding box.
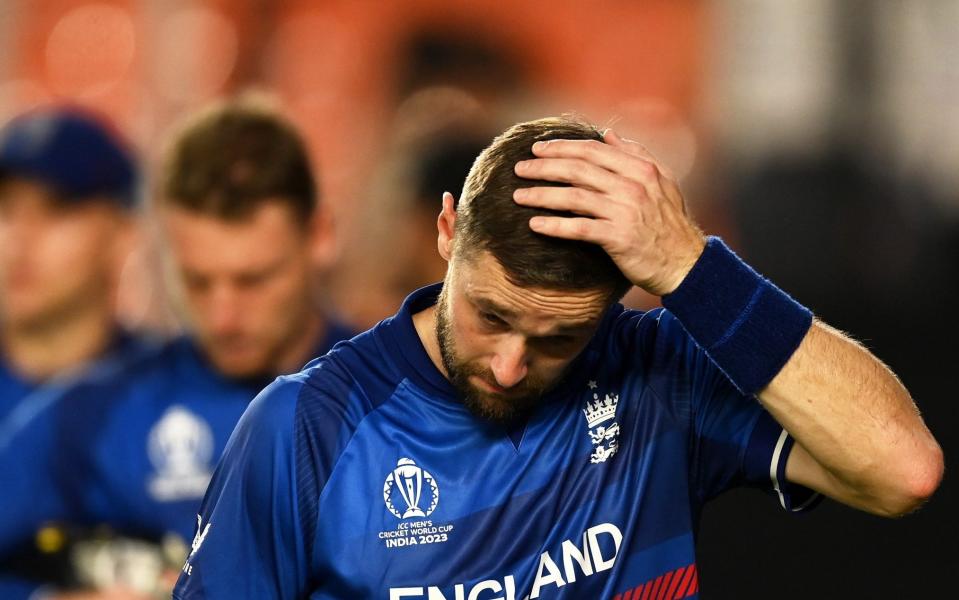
[531,335,577,349]
[479,311,508,328]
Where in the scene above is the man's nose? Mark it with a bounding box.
[490,336,528,389]
[207,285,242,335]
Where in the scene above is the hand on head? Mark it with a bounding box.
[512,128,705,296]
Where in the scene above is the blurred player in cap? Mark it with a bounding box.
[0,106,144,421]
[0,98,353,599]
[0,106,157,599]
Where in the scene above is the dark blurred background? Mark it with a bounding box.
[1,1,956,596]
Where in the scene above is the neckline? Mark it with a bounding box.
[383,283,459,401]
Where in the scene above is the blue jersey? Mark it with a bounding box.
[0,330,145,426]
[0,358,32,418]
[0,330,158,594]
[174,284,817,600]
[0,321,353,597]
[0,329,156,551]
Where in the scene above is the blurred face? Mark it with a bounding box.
[161,201,318,379]
[0,178,126,330]
[436,250,609,424]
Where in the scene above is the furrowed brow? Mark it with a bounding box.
[554,322,595,335]
[470,295,518,320]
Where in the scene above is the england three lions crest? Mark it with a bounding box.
[583,381,620,464]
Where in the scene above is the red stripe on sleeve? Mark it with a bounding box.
[687,566,699,596]
[655,570,676,600]
[663,566,687,599]
[674,564,696,598]
[645,574,665,600]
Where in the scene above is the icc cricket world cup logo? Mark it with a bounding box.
[383,458,440,519]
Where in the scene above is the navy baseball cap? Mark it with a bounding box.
[0,106,139,209]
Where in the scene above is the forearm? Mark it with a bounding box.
[760,320,942,516]
[662,237,942,516]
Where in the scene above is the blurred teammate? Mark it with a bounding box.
[0,99,353,599]
[0,105,154,600]
[0,106,143,423]
[175,117,941,599]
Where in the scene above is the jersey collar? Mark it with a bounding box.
[384,282,459,400]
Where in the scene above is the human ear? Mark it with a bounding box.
[307,206,337,270]
[437,191,457,262]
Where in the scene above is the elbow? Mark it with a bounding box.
[905,441,945,510]
[873,441,944,518]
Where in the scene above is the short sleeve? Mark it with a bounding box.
[743,412,822,512]
[676,316,821,511]
[172,377,311,600]
[631,309,819,512]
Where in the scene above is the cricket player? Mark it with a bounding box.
[173,116,942,599]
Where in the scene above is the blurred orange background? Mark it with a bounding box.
[1,1,957,597]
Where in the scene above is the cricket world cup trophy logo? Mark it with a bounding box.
[383,458,439,519]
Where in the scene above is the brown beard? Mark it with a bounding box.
[434,287,550,425]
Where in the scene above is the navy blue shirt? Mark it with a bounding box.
[0,320,354,597]
[0,330,146,430]
[0,358,32,419]
[0,330,158,596]
[174,285,816,600]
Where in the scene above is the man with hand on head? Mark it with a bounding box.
[0,99,353,600]
[174,117,941,599]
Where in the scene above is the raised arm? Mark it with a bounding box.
[512,130,943,517]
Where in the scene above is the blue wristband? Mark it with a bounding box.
[661,236,813,395]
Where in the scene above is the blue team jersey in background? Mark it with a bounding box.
[0,330,158,597]
[0,330,147,427]
[174,284,817,600]
[0,359,33,419]
[0,321,353,598]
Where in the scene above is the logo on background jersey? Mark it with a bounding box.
[378,458,453,549]
[181,514,211,577]
[189,514,211,558]
[147,405,214,501]
[583,381,620,464]
[383,458,439,518]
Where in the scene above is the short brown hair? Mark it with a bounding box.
[455,116,631,299]
[160,98,316,222]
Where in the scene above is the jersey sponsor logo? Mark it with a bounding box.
[379,458,454,549]
[147,405,214,501]
[189,514,211,558]
[388,521,623,599]
[180,514,211,577]
[583,381,620,464]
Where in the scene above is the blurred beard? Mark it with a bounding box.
[434,288,550,425]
